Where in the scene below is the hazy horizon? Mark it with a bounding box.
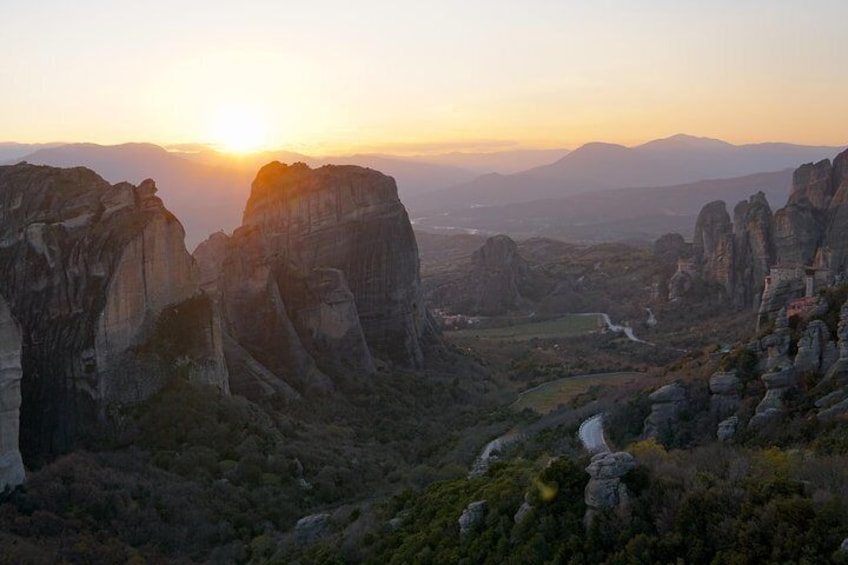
[3,1,848,155]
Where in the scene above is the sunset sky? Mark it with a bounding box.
[3,0,847,155]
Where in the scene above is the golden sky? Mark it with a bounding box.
[2,1,847,155]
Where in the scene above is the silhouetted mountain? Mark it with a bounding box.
[409,135,843,214]
[0,142,64,163]
[530,134,841,186]
[14,143,252,249]
[403,147,569,174]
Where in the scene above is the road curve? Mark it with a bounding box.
[578,414,610,454]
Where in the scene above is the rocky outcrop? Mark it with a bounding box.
[761,308,793,370]
[467,235,531,314]
[709,371,740,419]
[773,160,832,267]
[584,451,636,526]
[643,383,688,439]
[693,201,734,297]
[717,416,738,442]
[243,162,435,367]
[195,162,439,396]
[731,193,774,307]
[295,513,331,546]
[749,366,797,427]
[824,303,848,384]
[794,319,837,375]
[0,163,228,461]
[459,500,487,536]
[0,296,23,490]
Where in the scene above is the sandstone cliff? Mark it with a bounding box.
[683,147,848,317]
[0,163,228,469]
[196,162,439,396]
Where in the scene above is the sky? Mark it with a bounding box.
[2,0,847,155]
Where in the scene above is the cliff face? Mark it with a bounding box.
[0,164,228,467]
[688,148,848,316]
[467,235,530,314]
[197,162,438,396]
[693,200,734,297]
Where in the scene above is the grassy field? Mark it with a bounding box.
[448,314,602,340]
[512,372,643,414]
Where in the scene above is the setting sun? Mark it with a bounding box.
[210,105,267,154]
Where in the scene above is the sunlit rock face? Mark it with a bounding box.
[0,163,228,462]
[242,162,435,367]
[200,162,439,396]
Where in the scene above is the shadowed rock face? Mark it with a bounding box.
[197,162,439,395]
[0,164,228,462]
[467,235,530,314]
[242,162,435,367]
[0,296,23,490]
[693,200,734,297]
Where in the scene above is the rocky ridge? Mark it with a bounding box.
[669,147,848,320]
[195,162,439,396]
[0,163,229,482]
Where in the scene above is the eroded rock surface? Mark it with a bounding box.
[709,371,741,419]
[0,164,228,461]
[459,500,487,536]
[584,451,636,526]
[643,383,688,439]
[0,296,23,490]
[195,162,440,397]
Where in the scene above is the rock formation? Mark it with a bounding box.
[693,200,734,298]
[295,513,331,546]
[749,367,797,428]
[0,296,23,490]
[824,302,848,384]
[467,235,531,314]
[584,451,636,526]
[794,319,837,375]
[680,149,848,321]
[459,500,487,536]
[643,383,688,439]
[195,162,439,396]
[731,193,774,307]
[0,163,228,463]
[716,416,738,442]
[709,371,741,419]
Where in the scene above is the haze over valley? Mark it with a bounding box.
[3,1,848,562]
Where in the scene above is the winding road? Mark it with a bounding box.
[578,414,610,454]
[577,312,655,346]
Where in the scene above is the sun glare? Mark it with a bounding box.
[211,106,267,154]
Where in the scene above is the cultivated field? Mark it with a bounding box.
[448,314,602,341]
[512,371,643,414]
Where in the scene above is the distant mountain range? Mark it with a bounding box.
[6,134,844,248]
[406,134,844,213]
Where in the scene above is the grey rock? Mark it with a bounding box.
[814,390,845,409]
[584,451,636,526]
[825,302,848,384]
[644,383,688,438]
[709,371,740,418]
[750,366,797,428]
[0,164,228,461]
[817,398,848,421]
[717,416,738,442]
[794,320,832,374]
[459,500,487,536]
[0,296,23,490]
[295,513,331,546]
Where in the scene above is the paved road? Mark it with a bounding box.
[578,414,610,454]
[576,312,654,346]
